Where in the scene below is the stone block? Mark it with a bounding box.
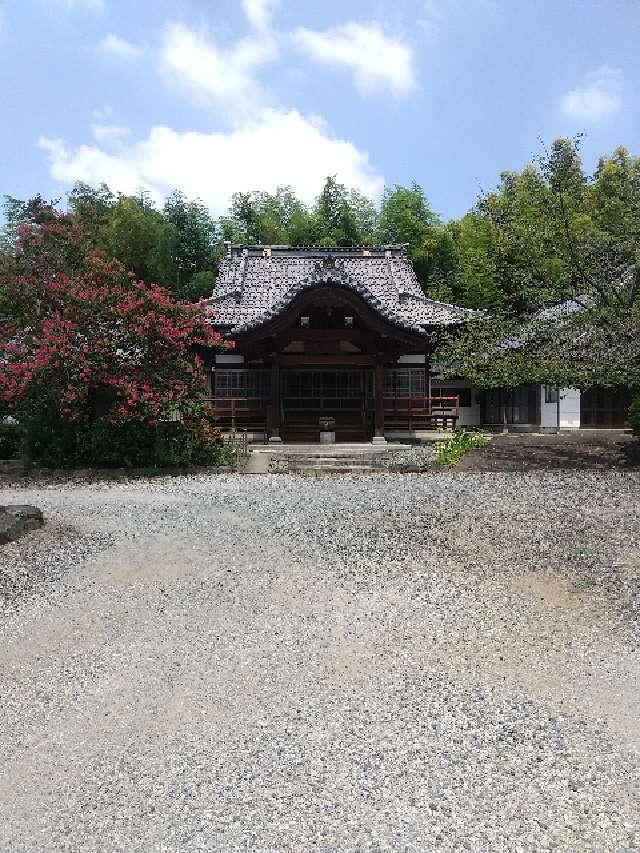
[0,505,44,544]
[0,515,24,545]
[5,505,44,532]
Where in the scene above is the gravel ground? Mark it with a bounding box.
[1,470,639,852]
[456,431,638,473]
[373,445,438,470]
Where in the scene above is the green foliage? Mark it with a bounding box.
[154,415,225,467]
[0,421,22,459]
[437,136,640,393]
[377,183,449,293]
[590,146,640,245]
[18,412,226,469]
[221,177,378,248]
[435,430,489,467]
[444,137,640,314]
[184,270,216,301]
[224,186,312,245]
[67,182,115,243]
[4,184,220,302]
[437,299,640,392]
[378,182,437,245]
[101,193,168,284]
[311,176,377,246]
[2,196,31,250]
[446,214,503,309]
[629,396,640,437]
[161,190,219,298]
[20,400,84,468]
[79,419,159,468]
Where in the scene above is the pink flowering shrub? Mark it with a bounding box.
[0,200,230,467]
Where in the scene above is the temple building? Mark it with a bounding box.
[204,245,629,442]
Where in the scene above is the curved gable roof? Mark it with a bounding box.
[208,245,480,335]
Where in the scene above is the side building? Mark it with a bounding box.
[204,245,629,442]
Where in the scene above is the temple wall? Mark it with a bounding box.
[429,378,481,427]
[540,387,581,429]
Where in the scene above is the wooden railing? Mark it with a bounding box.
[204,397,268,417]
[204,397,270,441]
[383,396,460,430]
[383,396,460,415]
[205,394,461,436]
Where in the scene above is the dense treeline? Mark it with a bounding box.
[2,137,639,315]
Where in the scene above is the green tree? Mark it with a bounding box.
[1,194,64,251]
[446,213,502,309]
[436,139,640,395]
[311,176,377,246]
[100,192,168,284]
[378,182,437,246]
[377,183,453,295]
[441,138,593,314]
[589,146,640,246]
[161,191,219,300]
[67,182,115,245]
[223,186,313,245]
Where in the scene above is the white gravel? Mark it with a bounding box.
[1,470,639,852]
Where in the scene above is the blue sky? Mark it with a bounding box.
[1,0,639,221]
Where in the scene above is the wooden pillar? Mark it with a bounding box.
[424,354,431,414]
[373,361,386,443]
[269,359,282,443]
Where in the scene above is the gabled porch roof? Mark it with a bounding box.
[208,245,480,335]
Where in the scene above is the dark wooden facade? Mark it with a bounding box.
[208,283,459,441]
[205,246,476,442]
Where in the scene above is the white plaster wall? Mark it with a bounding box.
[430,379,481,427]
[540,387,581,429]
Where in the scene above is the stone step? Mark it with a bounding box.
[270,452,418,475]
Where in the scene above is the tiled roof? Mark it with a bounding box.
[534,295,595,321]
[208,245,479,336]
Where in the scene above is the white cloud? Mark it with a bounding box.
[98,33,142,60]
[242,0,279,31]
[292,22,415,97]
[91,124,131,145]
[159,22,277,110]
[560,66,622,123]
[39,109,384,214]
[40,136,157,200]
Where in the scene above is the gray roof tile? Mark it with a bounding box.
[208,246,479,335]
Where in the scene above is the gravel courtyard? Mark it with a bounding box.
[1,470,639,852]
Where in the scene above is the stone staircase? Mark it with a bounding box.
[235,443,435,475]
[269,451,393,475]
[241,442,438,475]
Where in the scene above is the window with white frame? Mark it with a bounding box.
[383,368,425,397]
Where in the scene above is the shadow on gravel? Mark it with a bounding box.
[455,431,639,473]
[0,464,231,489]
[0,523,116,609]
